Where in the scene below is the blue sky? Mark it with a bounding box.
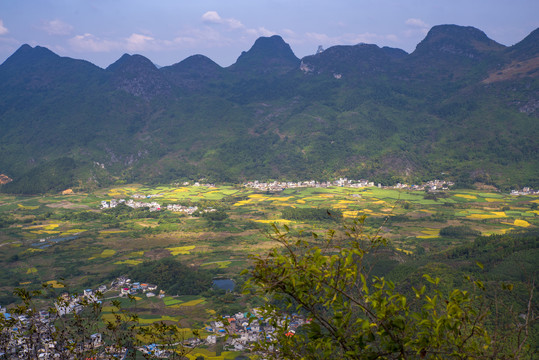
[0,0,537,68]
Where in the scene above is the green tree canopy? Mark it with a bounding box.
[245,217,535,359]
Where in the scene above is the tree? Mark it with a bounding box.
[245,216,534,359]
[0,285,199,359]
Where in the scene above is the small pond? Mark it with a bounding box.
[212,278,235,292]
[31,235,79,249]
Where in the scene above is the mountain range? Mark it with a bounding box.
[0,24,538,193]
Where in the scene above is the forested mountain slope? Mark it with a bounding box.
[0,25,537,193]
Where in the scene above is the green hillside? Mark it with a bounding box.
[0,25,537,193]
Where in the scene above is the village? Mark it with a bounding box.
[1,273,307,358]
[243,178,455,192]
[205,309,308,353]
[511,187,539,196]
[101,195,216,215]
[0,275,167,358]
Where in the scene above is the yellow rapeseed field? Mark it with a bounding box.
[167,245,196,255]
[271,196,293,201]
[89,249,116,260]
[253,219,293,224]
[343,211,360,218]
[513,219,531,227]
[114,259,143,265]
[395,247,413,255]
[233,199,251,206]
[466,211,506,219]
[17,204,39,210]
[417,229,439,238]
[248,194,266,199]
[455,194,477,200]
[45,280,65,288]
[172,299,205,307]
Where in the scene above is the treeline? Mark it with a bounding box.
[0,157,78,194]
[126,258,213,296]
[439,225,481,238]
[444,228,539,271]
[281,207,342,222]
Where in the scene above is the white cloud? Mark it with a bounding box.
[282,29,296,37]
[202,11,222,24]
[126,33,156,52]
[65,11,280,60]
[405,18,429,28]
[0,19,8,35]
[202,11,244,30]
[69,33,117,52]
[42,19,73,36]
[246,27,276,37]
[172,26,228,46]
[69,32,160,53]
[386,34,399,42]
[404,18,429,37]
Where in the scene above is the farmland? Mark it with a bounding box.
[1,184,537,289]
[0,183,537,358]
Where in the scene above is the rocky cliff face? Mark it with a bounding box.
[0,174,13,185]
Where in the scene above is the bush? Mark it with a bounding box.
[281,207,342,222]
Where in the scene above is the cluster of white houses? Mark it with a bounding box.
[244,178,375,192]
[205,310,308,352]
[101,198,215,215]
[511,187,539,195]
[111,276,163,298]
[101,198,162,211]
[1,290,120,358]
[0,275,167,358]
[243,178,455,192]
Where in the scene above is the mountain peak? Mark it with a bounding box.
[299,43,403,77]
[230,35,299,74]
[107,53,170,98]
[107,53,158,72]
[413,24,505,59]
[1,44,60,68]
[164,54,222,73]
[0,44,102,88]
[508,27,539,60]
[250,35,292,51]
[160,54,223,89]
